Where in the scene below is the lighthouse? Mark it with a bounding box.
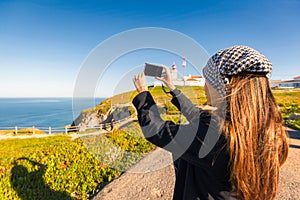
[171,62,178,80]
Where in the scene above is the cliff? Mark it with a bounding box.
[71,94,137,131]
[71,86,206,131]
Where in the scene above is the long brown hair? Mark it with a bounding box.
[223,75,289,199]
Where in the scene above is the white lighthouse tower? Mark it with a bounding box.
[171,62,178,80]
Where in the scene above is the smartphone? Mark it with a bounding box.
[144,63,163,77]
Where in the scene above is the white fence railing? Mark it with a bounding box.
[0,116,132,135]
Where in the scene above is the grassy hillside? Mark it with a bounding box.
[92,86,299,128]
[1,86,299,200]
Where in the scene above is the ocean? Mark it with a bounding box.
[0,98,105,130]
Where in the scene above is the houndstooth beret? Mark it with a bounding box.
[202,46,272,97]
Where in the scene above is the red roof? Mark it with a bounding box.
[187,78,198,81]
[281,80,294,83]
[191,75,203,78]
[294,76,300,79]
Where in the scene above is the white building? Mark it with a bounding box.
[154,66,205,87]
[172,75,205,86]
[270,76,300,88]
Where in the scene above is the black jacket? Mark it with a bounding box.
[132,88,237,200]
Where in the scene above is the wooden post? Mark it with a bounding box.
[65,126,68,134]
[15,126,18,135]
[32,126,35,134]
[49,127,52,134]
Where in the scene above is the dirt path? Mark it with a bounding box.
[0,132,103,140]
[278,128,300,200]
[93,148,175,200]
[0,133,65,140]
[94,128,300,200]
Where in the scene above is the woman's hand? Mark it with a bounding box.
[133,72,148,93]
[155,65,176,91]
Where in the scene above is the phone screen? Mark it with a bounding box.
[144,63,163,77]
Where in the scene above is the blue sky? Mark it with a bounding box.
[0,0,299,97]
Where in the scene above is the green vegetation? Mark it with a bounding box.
[148,86,300,129]
[80,122,155,172]
[285,119,300,130]
[106,123,155,154]
[78,86,206,127]
[91,86,299,129]
[0,136,120,199]
[273,89,300,129]
[0,122,154,199]
[147,85,206,106]
[0,86,299,200]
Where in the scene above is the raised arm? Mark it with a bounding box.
[132,91,179,148]
[155,65,203,122]
[132,71,211,152]
[132,87,217,169]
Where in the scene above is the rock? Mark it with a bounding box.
[104,187,112,193]
[289,114,300,120]
[151,188,163,198]
[72,111,102,131]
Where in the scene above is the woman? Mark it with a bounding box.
[132,46,289,200]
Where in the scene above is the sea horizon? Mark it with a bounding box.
[0,96,109,98]
[0,97,105,130]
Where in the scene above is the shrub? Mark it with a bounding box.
[285,119,300,130]
[80,123,155,171]
[0,123,155,200]
[0,136,120,200]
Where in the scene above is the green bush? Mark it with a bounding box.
[161,114,188,124]
[80,123,155,172]
[278,102,300,118]
[163,102,179,115]
[285,119,300,130]
[0,136,120,200]
[0,122,155,200]
[274,90,300,129]
[106,123,155,154]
